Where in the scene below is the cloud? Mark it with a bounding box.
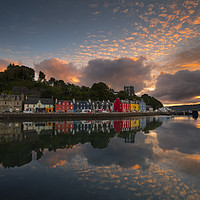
[33,58,80,83]
[113,7,120,14]
[151,70,200,103]
[80,57,153,92]
[0,59,18,72]
[161,45,200,73]
[171,45,200,67]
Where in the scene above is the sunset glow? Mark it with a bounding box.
[0,0,200,105]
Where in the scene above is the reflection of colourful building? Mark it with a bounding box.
[114,119,140,133]
[0,122,22,142]
[23,121,53,135]
[130,119,139,128]
[55,121,74,134]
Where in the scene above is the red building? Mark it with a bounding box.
[114,98,130,112]
[56,100,74,113]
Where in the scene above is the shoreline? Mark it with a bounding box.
[0,112,172,122]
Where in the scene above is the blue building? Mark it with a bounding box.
[139,99,146,112]
[73,100,92,113]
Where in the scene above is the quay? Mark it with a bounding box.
[0,112,172,122]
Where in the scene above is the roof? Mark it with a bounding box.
[25,98,53,105]
[0,94,22,100]
[56,100,74,105]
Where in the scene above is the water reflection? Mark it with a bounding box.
[0,116,200,199]
[0,117,164,168]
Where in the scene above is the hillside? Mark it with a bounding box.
[0,64,163,109]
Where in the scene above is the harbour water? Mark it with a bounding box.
[0,115,200,199]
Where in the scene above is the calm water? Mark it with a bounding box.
[0,116,200,200]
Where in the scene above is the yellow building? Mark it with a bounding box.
[130,100,139,112]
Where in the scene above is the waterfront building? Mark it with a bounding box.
[91,100,112,113]
[139,99,146,112]
[91,101,103,112]
[146,105,153,112]
[56,100,74,113]
[124,86,135,96]
[24,98,53,113]
[0,93,24,113]
[74,100,92,113]
[130,100,139,112]
[114,98,130,112]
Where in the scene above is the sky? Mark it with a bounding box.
[0,0,200,106]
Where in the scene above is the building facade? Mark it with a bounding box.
[139,99,146,112]
[24,98,53,113]
[124,86,135,96]
[0,94,24,113]
[114,98,131,112]
[74,100,92,113]
[130,100,139,112]
[56,100,74,113]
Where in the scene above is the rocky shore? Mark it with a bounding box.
[0,112,172,122]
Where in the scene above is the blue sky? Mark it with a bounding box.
[0,0,200,105]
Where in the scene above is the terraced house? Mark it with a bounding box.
[0,93,24,113]
[55,100,74,113]
[24,98,54,113]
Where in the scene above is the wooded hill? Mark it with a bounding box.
[0,64,163,109]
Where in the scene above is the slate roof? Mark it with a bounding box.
[24,98,53,105]
[56,100,74,105]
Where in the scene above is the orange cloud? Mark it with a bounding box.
[34,58,81,83]
[0,59,18,72]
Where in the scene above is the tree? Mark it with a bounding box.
[38,71,45,82]
[117,91,129,100]
[49,77,55,83]
[90,82,111,101]
[141,94,163,110]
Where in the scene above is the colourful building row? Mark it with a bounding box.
[0,93,147,113]
[114,98,146,112]
[56,99,113,113]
